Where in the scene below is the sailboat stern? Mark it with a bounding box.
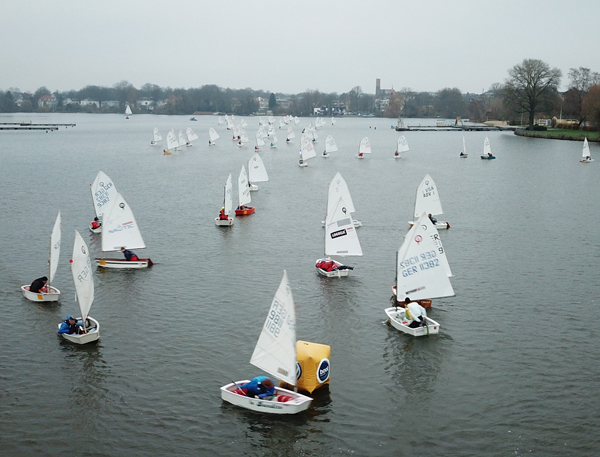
[220,381,312,414]
[95,258,152,269]
[58,317,100,344]
[385,307,440,337]
[21,285,61,302]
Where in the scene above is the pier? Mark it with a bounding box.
[0,122,76,131]
[395,124,520,132]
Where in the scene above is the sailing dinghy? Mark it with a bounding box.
[150,127,162,146]
[89,171,117,233]
[299,137,316,167]
[460,136,468,158]
[248,153,269,191]
[580,137,593,162]
[124,104,132,119]
[21,211,61,302]
[316,187,363,277]
[385,213,454,336]
[164,129,178,155]
[394,135,409,158]
[216,173,235,227]
[357,137,371,158]
[286,126,295,143]
[408,174,450,230]
[235,165,255,216]
[481,136,495,159]
[321,172,362,228]
[209,127,220,146]
[220,270,312,414]
[186,127,199,146]
[59,230,100,344]
[322,135,338,158]
[95,193,153,269]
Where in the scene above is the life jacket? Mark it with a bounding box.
[91,221,100,229]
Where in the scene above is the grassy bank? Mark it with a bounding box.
[514,129,599,141]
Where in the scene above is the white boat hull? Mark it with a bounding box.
[95,258,152,269]
[89,223,101,234]
[299,162,307,167]
[58,317,100,344]
[385,307,440,337]
[21,285,60,302]
[215,217,234,227]
[315,258,350,277]
[408,220,450,230]
[249,184,259,192]
[220,381,312,415]
[322,153,329,158]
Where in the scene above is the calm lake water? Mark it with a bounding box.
[1,113,599,456]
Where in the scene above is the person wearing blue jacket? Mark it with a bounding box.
[58,315,82,335]
[238,376,275,399]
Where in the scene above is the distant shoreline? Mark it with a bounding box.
[514,129,599,142]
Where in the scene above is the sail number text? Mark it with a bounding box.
[399,251,440,277]
[264,300,287,337]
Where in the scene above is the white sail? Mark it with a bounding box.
[294,116,299,125]
[72,230,94,321]
[582,137,591,159]
[233,125,241,138]
[218,116,224,125]
[166,130,179,150]
[331,117,336,125]
[396,213,455,300]
[178,130,187,146]
[224,173,233,215]
[462,136,466,155]
[327,172,356,214]
[90,171,118,219]
[153,127,162,142]
[238,166,251,207]
[359,137,371,154]
[286,127,296,140]
[209,127,220,142]
[125,105,132,116]
[271,134,279,146]
[301,137,316,160]
[49,212,61,284]
[483,137,492,156]
[248,153,269,183]
[325,196,363,257]
[241,119,248,128]
[414,173,444,218]
[418,214,452,277]
[397,135,409,154]
[186,127,199,142]
[256,133,265,147]
[267,125,275,137]
[249,270,297,386]
[325,135,338,153]
[240,131,250,143]
[101,193,146,252]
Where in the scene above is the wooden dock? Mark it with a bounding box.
[0,122,76,131]
[396,125,519,132]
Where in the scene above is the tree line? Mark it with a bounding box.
[1,60,599,130]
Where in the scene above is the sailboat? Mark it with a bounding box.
[299,137,316,167]
[321,172,362,228]
[315,182,363,277]
[322,135,338,158]
[270,134,278,149]
[21,211,61,302]
[357,137,371,158]
[481,136,495,159]
[179,130,188,148]
[580,137,593,162]
[385,213,454,336]
[286,126,295,143]
[164,129,178,155]
[394,135,409,158]
[186,127,199,146]
[395,115,408,131]
[408,173,450,230]
[460,136,468,158]
[95,193,153,269]
[331,116,336,126]
[220,270,313,414]
[124,104,132,119]
[248,152,269,191]
[89,170,117,233]
[150,127,162,146]
[59,230,100,344]
[208,127,220,146]
[215,173,234,227]
[235,165,255,216]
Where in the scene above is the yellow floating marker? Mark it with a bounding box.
[295,340,330,393]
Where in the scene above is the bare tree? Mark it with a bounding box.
[582,84,600,131]
[565,67,600,127]
[503,59,562,128]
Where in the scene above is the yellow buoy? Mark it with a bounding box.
[295,340,330,393]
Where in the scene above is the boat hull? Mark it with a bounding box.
[322,153,329,158]
[89,223,101,234]
[235,207,255,216]
[408,220,450,230]
[95,258,153,269]
[480,156,496,160]
[315,258,350,278]
[58,317,100,344]
[215,217,234,227]
[249,184,259,192]
[220,381,312,415]
[21,285,60,302]
[385,307,440,337]
[299,162,307,167]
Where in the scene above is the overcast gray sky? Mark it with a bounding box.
[2,0,598,95]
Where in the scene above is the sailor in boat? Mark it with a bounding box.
[428,213,437,224]
[404,298,428,328]
[218,207,229,220]
[255,146,260,151]
[29,276,48,293]
[323,151,328,156]
[286,138,291,143]
[58,315,83,335]
[299,157,304,166]
[235,376,275,399]
[460,152,466,157]
[120,247,139,261]
[358,152,364,158]
[237,205,249,211]
[488,152,493,158]
[394,150,399,157]
[91,217,101,230]
[238,141,243,147]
